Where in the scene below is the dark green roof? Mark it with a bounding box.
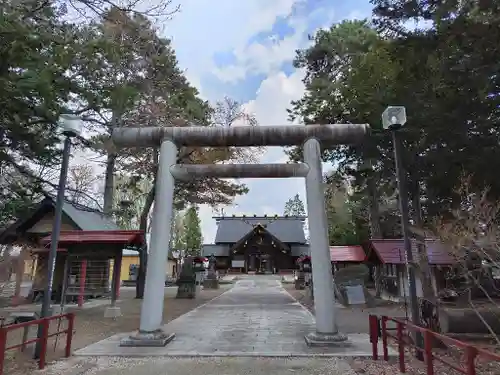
[214,216,307,244]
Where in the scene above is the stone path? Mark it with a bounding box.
[34,276,396,374]
[75,275,377,357]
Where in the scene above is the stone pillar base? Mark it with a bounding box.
[304,331,350,347]
[176,283,196,299]
[294,279,305,290]
[104,306,122,318]
[203,278,219,289]
[120,329,176,347]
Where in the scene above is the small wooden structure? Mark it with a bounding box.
[0,196,144,306]
[39,230,144,306]
[365,239,454,301]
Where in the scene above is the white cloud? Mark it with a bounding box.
[244,70,305,126]
[212,5,336,83]
[166,0,300,81]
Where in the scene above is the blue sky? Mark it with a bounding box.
[160,0,374,243]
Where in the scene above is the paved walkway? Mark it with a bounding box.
[35,276,394,374]
[75,275,376,357]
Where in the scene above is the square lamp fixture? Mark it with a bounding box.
[59,114,83,137]
[381,106,406,130]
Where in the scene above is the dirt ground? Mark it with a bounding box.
[2,285,230,375]
[284,284,404,334]
[284,285,500,374]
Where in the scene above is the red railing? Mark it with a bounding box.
[0,313,75,375]
[369,314,500,375]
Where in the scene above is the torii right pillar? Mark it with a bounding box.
[303,136,348,346]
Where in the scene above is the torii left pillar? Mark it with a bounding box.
[120,139,177,346]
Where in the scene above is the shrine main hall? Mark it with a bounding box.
[201,215,309,273]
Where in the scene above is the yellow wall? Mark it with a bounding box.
[109,255,178,282]
[23,258,36,278]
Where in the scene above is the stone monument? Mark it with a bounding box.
[203,254,219,289]
[176,257,196,299]
[333,264,373,307]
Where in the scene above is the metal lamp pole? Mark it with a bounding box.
[35,115,82,358]
[382,106,423,358]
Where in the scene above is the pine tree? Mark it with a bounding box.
[182,205,203,256]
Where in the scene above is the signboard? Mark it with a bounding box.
[345,285,366,305]
[232,260,245,268]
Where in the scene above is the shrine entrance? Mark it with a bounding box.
[112,122,369,347]
[230,224,293,273]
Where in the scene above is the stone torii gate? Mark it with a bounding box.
[113,123,370,347]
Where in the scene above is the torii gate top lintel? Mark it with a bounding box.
[111,123,370,148]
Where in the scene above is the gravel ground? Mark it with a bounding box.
[348,343,500,375]
[2,286,230,375]
[285,285,500,374]
[35,356,358,375]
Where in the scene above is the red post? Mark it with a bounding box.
[397,321,406,373]
[381,316,389,361]
[465,346,477,375]
[114,258,121,300]
[424,330,434,375]
[0,328,7,375]
[78,259,87,307]
[39,319,50,369]
[369,315,379,360]
[65,313,75,357]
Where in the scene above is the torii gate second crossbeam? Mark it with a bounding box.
[113,123,370,347]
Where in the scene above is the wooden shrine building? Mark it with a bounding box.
[201,215,309,273]
[0,196,144,305]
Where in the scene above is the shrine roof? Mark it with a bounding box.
[0,196,120,244]
[330,246,366,262]
[368,239,454,265]
[40,230,145,246]
[213,216,307,244]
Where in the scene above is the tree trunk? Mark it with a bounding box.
[135,148,159,299]
[411,180,441,334]
[103,153,116,215]
[368,177,382,239]
[136,185,155,299]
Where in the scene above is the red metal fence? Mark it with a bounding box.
[369,314,500,375]
[0,313,75,375]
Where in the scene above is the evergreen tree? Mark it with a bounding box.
[182,205,203,256]
[169,210,186,254]
[284,194,306,216]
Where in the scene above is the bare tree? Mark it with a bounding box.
[67,164,100,205]
[211,96,264,164]
[431,178,500,344]
[23,0,180,21]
